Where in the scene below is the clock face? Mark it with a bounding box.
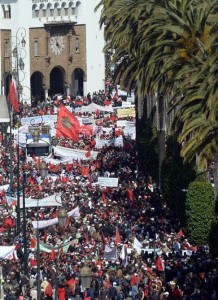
[50,35,65,55]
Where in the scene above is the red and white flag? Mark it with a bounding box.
[9,78,19,112]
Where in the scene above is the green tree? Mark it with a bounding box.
[186,181,215,245]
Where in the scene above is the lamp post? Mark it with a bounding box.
[54,207,68,300]
[35,161,49,300]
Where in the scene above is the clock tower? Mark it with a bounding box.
[30,21,86,98]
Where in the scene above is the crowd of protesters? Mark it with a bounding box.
[0,92,217,300]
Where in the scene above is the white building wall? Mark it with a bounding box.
[0,0,105,100]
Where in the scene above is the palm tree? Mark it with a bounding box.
[96,0,218,180]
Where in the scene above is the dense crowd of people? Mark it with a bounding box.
[0,92,217,300]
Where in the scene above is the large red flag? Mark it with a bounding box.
[9,78,19,112]
[56,105,80,141]
[115,226,121,245]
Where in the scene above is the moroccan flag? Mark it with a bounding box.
[178,229,183,238]
[115,226,121,244]
[50,248,56,261]
[127,188,134,201]
[9,78,19,112]
[56,105,80,141]
[67,278,77,293]
[155,256,164,272]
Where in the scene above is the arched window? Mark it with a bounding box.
[32,4,37,18]
[75,37,80,53]
[46,3,52,17]
[7,5,11,18]
[39,3,44,18]
[61,2,66,16]
[68,2,74,16]
[53,2,59,17]
[75,1,81,16]
[34,40,39,56]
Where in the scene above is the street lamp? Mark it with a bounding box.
[79,263,94,289]
[35,161,48,300]
[57,208,68,228]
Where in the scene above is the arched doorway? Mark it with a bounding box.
[71,68,85,97]
[50,66,65,96]
[31,71,44,102]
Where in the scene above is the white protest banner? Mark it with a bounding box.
[98,177,119,187]
[21,115,57,125]
[116,120,135,128]
[53,146,99,160]
[95,136,123,149]
[0,246,16,259]
[127,247,162,255]
[75,103,114,113]
[20,194,62,208]
[32,206,80,229]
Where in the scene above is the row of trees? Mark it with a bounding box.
[96,0,218,252]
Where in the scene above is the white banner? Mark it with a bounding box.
[53,146,99,160]
[116,120,135,128]
[75,103,114,113]
[98,177,119,187]
[0,246,16,259]
[21,115,57,125]
[32,206,80,229]
[95,136,123,149]
[20,194,62,208]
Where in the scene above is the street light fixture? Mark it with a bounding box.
[17,83,23,95]
[79,263,94,289]
[21,37,26,48]
[57,208,68,228]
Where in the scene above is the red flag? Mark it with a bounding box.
[102,193,107,205]
[30,238,37,249]
[85,150,91,158]
[81,165,90,177]
[56,105,80,141]
[178,229,183,238]
[9,78,19,112]
[115,226,121,245]
[127,188,134,201]
[50,248,56,261]
[43,229,47,242]
[155,256,164,272]
[67,278,77,293]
